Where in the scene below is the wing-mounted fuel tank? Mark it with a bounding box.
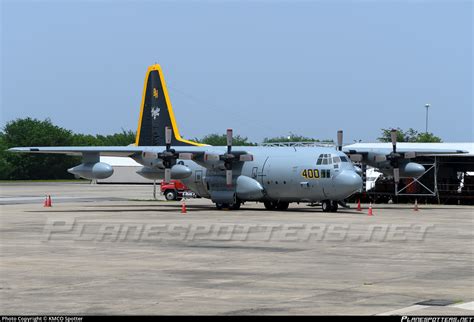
[68,152,114,179]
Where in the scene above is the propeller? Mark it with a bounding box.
[222,129,235,186]
[337,130,343,151]
[158,126,178,183]
[388,129,401,183]
[203,129,254,186]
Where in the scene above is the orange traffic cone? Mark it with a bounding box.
[181,200,187,214]
[413,199,419,211]
[47,195,52,207]
[357,199,362,211]
[43,196,49,207]
[368,202,373,216]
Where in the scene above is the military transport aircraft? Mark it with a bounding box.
[8,65,466,212]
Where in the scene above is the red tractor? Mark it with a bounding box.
[160,180,194,201]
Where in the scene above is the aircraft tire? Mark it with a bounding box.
[321,200,331,212]
[276,202,289,210]
[216,202,240,210]
[230,202,241,210]
[330,201,339,212]
[264,201,276,210]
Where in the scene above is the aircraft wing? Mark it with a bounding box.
[7,145,253,162]
[343,143,469,157]
[8,146,145,157]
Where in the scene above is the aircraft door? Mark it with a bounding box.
[252,167,258,179]
[193,169,207,197]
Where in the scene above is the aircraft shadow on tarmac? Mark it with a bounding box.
[26,204,361,214]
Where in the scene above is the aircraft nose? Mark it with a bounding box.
[334,170,363,196]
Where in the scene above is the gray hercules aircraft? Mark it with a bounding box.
[8,65,464,211]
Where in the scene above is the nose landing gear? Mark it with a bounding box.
[321,200,338,212]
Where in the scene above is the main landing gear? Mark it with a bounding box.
[321,200,338,212]
[215,201,241,210]
[263,201,290,211]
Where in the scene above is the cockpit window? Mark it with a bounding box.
[316,154,323,165]
[317,153,340,165]
[340,156,348,162]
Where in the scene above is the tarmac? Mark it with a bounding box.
[0,182,473,315]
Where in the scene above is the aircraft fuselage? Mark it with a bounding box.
[134,146,362,203]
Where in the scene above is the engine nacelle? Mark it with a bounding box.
[68,162,114,180]
[236,175,265,200]
[171,164,192,179]
[402,162,425,177]
[140,151,165,168]
[136,164,192,181]
[136,167,164,180]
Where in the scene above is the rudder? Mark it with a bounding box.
[135,65,203,147]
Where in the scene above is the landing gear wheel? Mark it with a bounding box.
[165,190,177,201]
[229,201,241,210]
[321,200,331,212]
[216,202,240,210]
[330,201,339,212]
[264,201,276,210]
[276,202,290,210]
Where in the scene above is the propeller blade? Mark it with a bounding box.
[165,126,172,148]
[179,153,193,160]
[349,154,363,162]
[404,152,416,159]
[204,153,220,162]
[390,129,397,153]
[361,163,367,192]
[239,154,254,162]
[393,168,400,184]
[227,129,233,154]
[142,151,158,160]
[164,167,171,183]
[337,130,343,151]
[226,169,233,186]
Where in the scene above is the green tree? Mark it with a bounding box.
[415,132,443,143]
[263,133,333,144]
[377,127,442,143]
[101,130,136,146]
[2,118,77,179]
[193,133,256,146]
[71,130,136,146]
[0,132,13,179]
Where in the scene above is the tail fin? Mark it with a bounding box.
[135,65,203,147]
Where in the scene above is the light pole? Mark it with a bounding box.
[425,103,431,133]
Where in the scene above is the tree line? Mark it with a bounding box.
[0,118,442,180]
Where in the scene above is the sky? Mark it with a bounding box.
[1,0,472,144]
